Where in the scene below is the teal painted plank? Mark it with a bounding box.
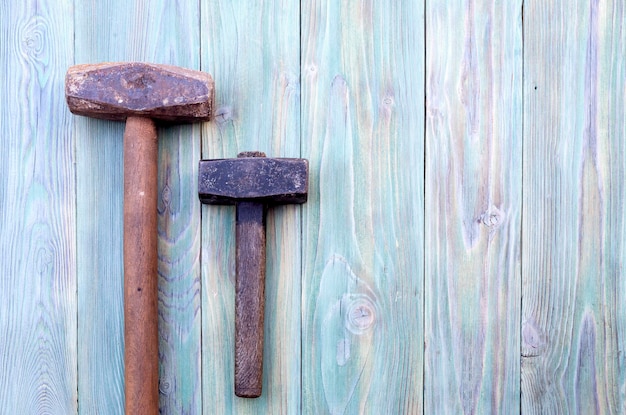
[74,0,202,412]
[156,123,203,414]
[424,1,522,413]
[301,1,424,413]
[522,1,626,412]
[0,0,77,413]
[200,1,301,412]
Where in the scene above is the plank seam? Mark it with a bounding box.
[520,2,525,413]
[71,0,79,411]
[422,0,427,414]
[299,0,304,412]
[198,1,204,413]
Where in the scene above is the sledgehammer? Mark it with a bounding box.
[66,62,213,414]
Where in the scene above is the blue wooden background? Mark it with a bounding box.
[1,0,625,414]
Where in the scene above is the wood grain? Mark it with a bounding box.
[0,0,77,413]
[200,0,302,412]
[123,117,159,414]
[301,1,425,413]
[522,1,626,412]
[74,0,203,413]
[3,1,626,413]
[234,202,267,398]
[424,1,522,413]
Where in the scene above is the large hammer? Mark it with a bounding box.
[66,62,213,414]
[198,151,308,397]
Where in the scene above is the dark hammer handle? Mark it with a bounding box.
[234,202,266,398]
[123,116,159,414]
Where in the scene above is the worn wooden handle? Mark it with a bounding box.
[123,116,159,414]
[234,201,267,398]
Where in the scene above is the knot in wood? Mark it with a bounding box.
[161,184,172,207]
[159,376,172,395]
[20,16,47,60]
[480,205,504,229]
[214,106,232,124]
[344,296,376,335]
[522,320,546,357]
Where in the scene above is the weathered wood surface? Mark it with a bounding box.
[201,0,302,413]
[425,0,523,413]
[301,1,425,413]
[0,0,77,413]
[522,1,626,413]
[2,0,626,414]
[74,0,202,413]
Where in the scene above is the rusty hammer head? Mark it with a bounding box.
[65,62,214,123]
[198,151,308,206]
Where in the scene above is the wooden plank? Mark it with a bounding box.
[522,1,626,412]
[200,1,301,412]
[0,0,77,413]
[74,1,202,412]
[301,1,424,413]
[424,0,522,413]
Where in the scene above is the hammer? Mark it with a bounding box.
[66,62,213,414]
[198,151,308,397]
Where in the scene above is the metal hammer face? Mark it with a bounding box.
[65,62,214,122]
[199,151,308,205]
[198,151,308,398]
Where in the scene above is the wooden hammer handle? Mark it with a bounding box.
[123,116,159,414]
[234,202,267,398]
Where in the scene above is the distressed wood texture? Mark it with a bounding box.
[522,1,626,413]
[301,1,424,413]
[200,1,302,412]
[425,1,522,413]
[74,0,202,413]
[0,0,77,413]
[5,1,626,413]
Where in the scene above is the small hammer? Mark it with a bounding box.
[198,151,308,398]
[66,62,213,414]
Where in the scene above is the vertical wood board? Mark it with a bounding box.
[522,0,626,412]
[425,0,523,413]
[301,1,425,413]
[0,0,77,413]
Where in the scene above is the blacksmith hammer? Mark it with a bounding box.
[66,62,214,414]
[198,151,308,398]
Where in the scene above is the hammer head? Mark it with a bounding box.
[198,152,308,205]
[65,62,214,123]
